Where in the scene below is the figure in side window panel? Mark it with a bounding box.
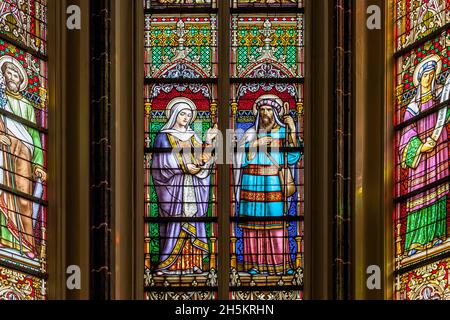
[400,54,450,257]
[0,56,46,261]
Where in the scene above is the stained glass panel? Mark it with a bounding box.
[232,0,302,8]
[144,83,218,152]
[144,9,219,299]
[144,81,219,298]
[0,266,45,300]
[144,82,219,293]
[393,37,450,263]
[396,257,450,299]
[229,7,304,303]
[230,81,304,299]
[395,0,450,51]
[394,0,450,300]
[0,35,47,301]
[393,44,450,274]
[394,181,450,267]
[230,7,304,300]
[144,15,218,79]
[394,29,450,125]
[145,222,218,289]
[0,0,47,55]
[231,15,304,79]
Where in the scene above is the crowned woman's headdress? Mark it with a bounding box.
[413,54,442,87]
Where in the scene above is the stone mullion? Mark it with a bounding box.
[332,0,352,300]
[90,0,113,300]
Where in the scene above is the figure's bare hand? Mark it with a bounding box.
[283,115,296,132]
[421,138,437,153]
[201,152,212,163]
[0,135,11,146]
[205,124,219,145]
[252,137,272,148]
[34,167,47,182]
[187,163,201,175]
[421,141,436,153]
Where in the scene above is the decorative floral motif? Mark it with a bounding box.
[231,290,301,300]
[0,0,47,54]
[230,268,241,287]
[145,16,217,78]
[232,16,303,78]
[144,268,154,287]
[147,291,216,300]
[395,0,450,51]
[398,258,450,300]
[151,83,211,99]
[206,268,218,287]
[0,267,45,300]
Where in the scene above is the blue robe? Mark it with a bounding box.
[238,126,300,229]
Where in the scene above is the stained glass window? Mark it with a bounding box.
[144,1,304,300]
[230,9,304,300]
[144,9,219,300]
[0,0,47,300]
[394,0,450,300]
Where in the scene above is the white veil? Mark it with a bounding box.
[161,97,201,144]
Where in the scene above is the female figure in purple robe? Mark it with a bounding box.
[152,97,218,275]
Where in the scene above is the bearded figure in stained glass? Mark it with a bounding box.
[152,97,218,275]
[235,94,300,275]
[0,56,46,260]
[400,54,450,256]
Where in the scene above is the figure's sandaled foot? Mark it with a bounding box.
[248,268,259,275]
[434,239,443,247]
[286,268,295,275]
[193,266,203,274]
[155,271,164,276]
[26,252,36,259]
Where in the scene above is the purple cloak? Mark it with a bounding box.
[151,132,211,271]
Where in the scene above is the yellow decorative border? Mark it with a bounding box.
[407,184,449,210]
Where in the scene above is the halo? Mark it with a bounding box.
[413,54,442,87]
[253,94,285,116]
[166,97,197,122]
[0,56,28,92]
